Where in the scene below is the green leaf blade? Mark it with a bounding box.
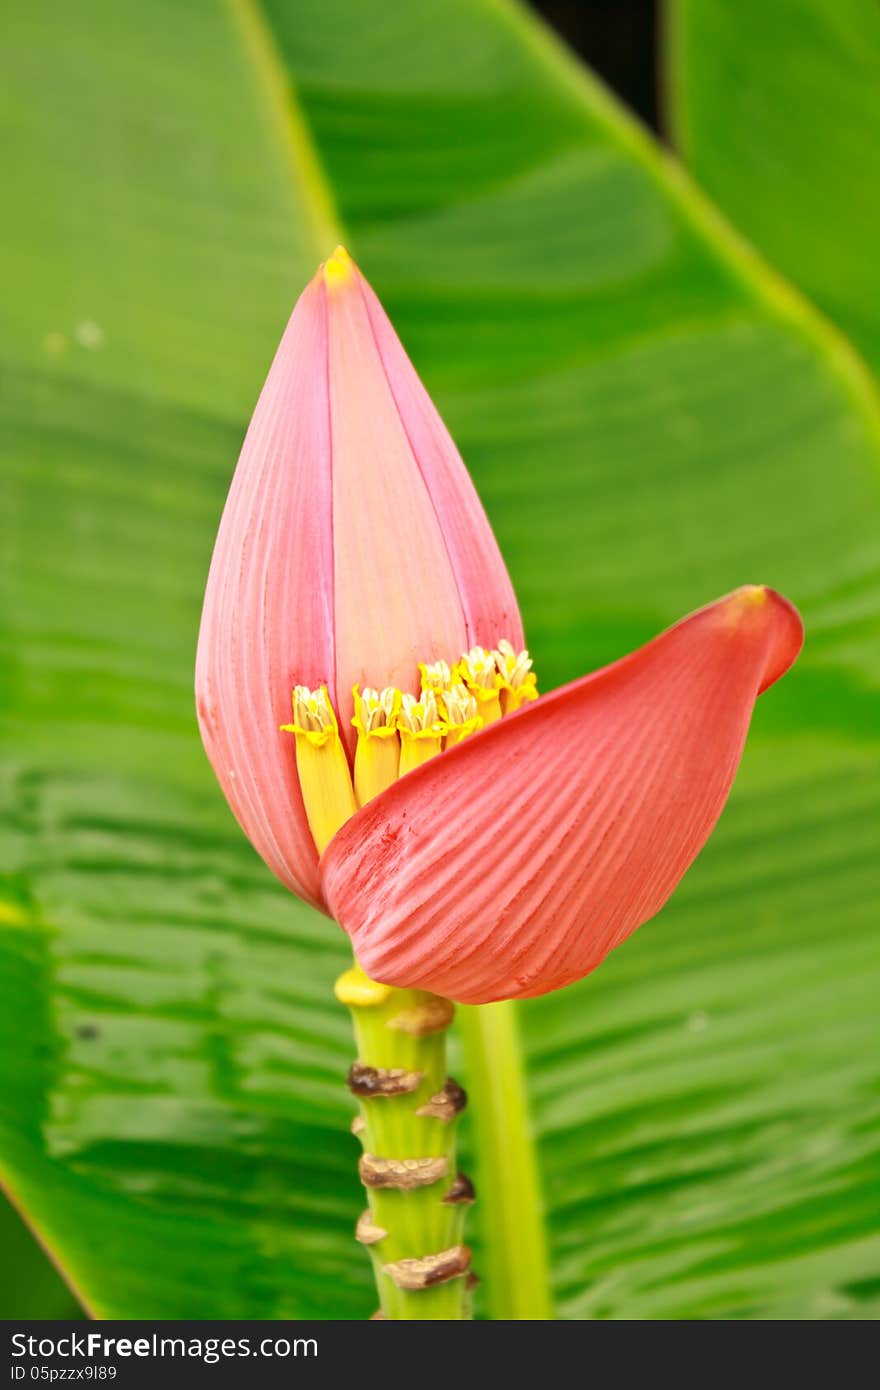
[2,0,879,1320]
[666,0,880,378]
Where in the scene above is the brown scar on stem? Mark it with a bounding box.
[347,1062,423,1098]
[359,1154,449,1190]
[383,1245,472,1291]
[386,997,455,1036]
[355,1210,388,1246]
[369,1311,387,1320]
[350,1114,366,1136]
[442,1172,476,1206]
[415,1077,467,1121]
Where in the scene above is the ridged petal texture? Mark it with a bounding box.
[195,250,522,907]
[322,588,804,1002]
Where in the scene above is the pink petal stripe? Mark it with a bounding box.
[322,587,803,1002]
[359,275,524,653]
[195,278,333,908]
[324,266,469,749]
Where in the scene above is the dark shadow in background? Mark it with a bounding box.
[533,0,660,132]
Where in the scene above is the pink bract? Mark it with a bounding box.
[195,249,521,908]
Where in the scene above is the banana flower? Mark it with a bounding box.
[196,249,802,1006]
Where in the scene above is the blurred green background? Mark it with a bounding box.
[2,0,878,1320]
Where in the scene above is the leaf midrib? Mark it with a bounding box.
[227,0,342,263]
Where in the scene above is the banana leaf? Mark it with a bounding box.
[1,0,878,1319]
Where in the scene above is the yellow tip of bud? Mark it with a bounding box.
[324,245,355,290]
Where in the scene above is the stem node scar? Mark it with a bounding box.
[347,1062,423,1097]
[443,1172,476,1206]
[356,1210,389,1246]
[384,1245,472,1291]
[359,1154,449,1190]
[338,963,472,1317]
[415,1077,467,1121]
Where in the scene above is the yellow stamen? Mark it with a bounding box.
[280,641,540,843]
[352,685,401,805]
[418,658,452,694]
[396,691,448,776]
[281,685,357,853]
[439,682,482,747]
[493,638,539,714]
[456,646,503,725]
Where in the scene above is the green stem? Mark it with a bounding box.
[459,1001,554,1319]
[338,965,473,1319]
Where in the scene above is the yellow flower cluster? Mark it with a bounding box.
[282,641,537,854]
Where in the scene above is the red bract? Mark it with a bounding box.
[322,586,802,1002]
[196,249,803,1002]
